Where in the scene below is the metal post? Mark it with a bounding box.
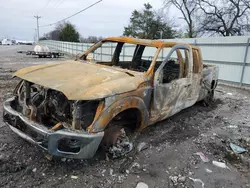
[34,16,41,42]
[123,45,125,61]
[75,43,76,55]
[240,38,250,86]
[111,43,113,60]
[101,45,103,61]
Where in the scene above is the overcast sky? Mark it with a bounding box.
[0,0,173,41]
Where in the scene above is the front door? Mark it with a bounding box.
[149,45,201,124]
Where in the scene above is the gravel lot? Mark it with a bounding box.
[0,45,250,188]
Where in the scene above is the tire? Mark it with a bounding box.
[102,125,133,159]
[203,80,217,106]
[203,89,214,106]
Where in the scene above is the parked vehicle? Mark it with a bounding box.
[25,44,64,58]
[11,40,16,45]
[2,39,13,45]
[26,51,64,58]
[3,37,219,159]
[16,41,34,45]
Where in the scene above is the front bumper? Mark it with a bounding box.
[3,97,104,159]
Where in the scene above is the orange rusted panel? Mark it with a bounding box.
[14,61,145,100]
[102,37,199,49]
[4,36,219,160]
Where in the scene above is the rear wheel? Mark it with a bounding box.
[203,80,216,106]
[204,89,214,104]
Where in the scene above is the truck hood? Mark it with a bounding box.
[14,60,146,100]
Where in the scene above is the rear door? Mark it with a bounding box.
[149,45,201,124]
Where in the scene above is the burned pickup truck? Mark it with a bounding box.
[3,37,219,159]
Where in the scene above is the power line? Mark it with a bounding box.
[56,0,65,7]
[39,0,65,16]
[38,0,53,14]
[53,0,64,9]
[43,0,53,10]
[40,0,102,27]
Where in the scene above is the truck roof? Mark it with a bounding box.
[103,36,199,50]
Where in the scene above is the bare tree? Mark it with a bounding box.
[164,0,198,38]
[198,0,250,36]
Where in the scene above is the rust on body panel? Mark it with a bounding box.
[3,36,219,159]
[14,61,145,100]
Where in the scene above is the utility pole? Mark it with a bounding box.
[160,31,163,39]
[34,15,41,41]
[34,29,37,42]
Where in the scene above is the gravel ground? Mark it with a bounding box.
[0,45,250,188]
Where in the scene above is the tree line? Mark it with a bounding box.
[40,0,250,42]
[40,22,103,43]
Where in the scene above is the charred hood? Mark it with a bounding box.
[14,60,145,100]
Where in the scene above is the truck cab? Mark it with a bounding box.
[81,38,217,126]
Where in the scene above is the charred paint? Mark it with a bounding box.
[3,37,219,159]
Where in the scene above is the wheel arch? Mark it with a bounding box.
[89,96,149,133]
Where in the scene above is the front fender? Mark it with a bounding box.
[89,96,149,132]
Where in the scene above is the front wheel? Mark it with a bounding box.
[101,125,133,159]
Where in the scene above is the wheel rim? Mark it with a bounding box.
[102,126,133,158]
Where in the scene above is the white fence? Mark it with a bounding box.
[40,36,250,87]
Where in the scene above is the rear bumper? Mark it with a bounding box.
[3,97,104,159]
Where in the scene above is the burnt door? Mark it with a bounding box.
[149,45,200,124]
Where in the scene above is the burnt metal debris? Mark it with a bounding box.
[3,37,219,159]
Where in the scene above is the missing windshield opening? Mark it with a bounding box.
[83,41,159,73]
